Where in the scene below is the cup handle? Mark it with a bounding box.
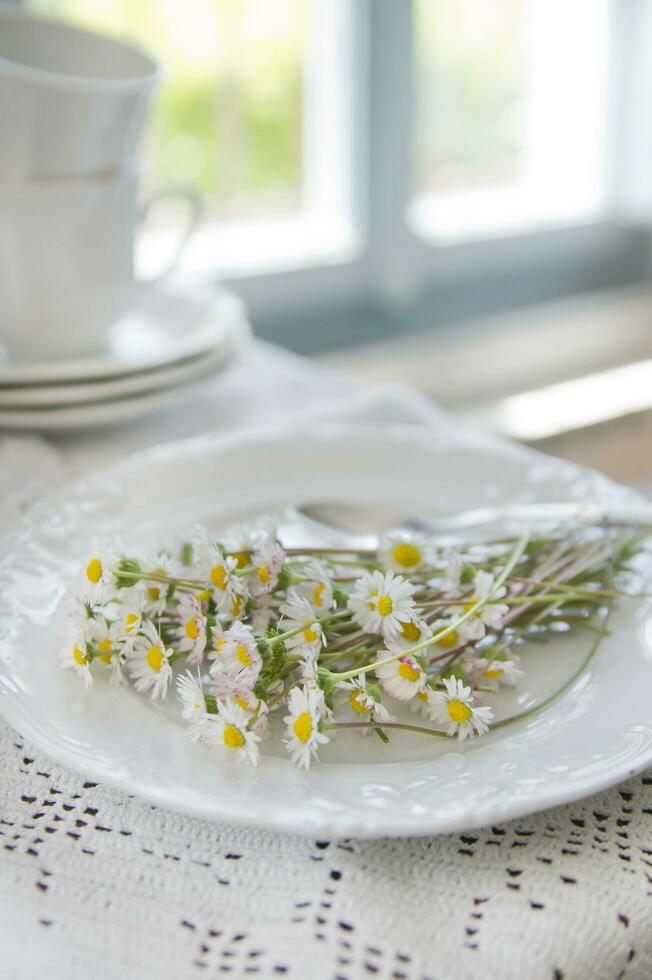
[138,183,204,281]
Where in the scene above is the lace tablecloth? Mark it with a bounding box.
[1,340,651,980]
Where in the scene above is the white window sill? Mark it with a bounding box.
[321,285,652,417]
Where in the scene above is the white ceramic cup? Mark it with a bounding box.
[0,7,162,179]
[0,169,202,362]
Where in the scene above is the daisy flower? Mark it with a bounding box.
[470,571,509,630]
[432,613,483,647]
[204,697,260,766]
[410,685,437,717]
[378,530,429,573]
[283,685,330,769]
[138,550,180,616]
[174,593,207,667]
[112,591,146,652]
[450,570,509,636]
[439,548,466,597]
[176,671,210,742]
[337,677,394,731]
[78,538,121,606]
[426,676,493,740]
[385,614,432,653]
[128,621,173,699]
[279,592,325,656]
[218,516,277,568]
[374,653,427,701]
[59,629,93,688]
[231,690,270,737]
[87,617,125,686]
[250,595,274,634]
[468,651,524,690]
[347,570,417,639]
[248,537,286,597]
[295,559,335,613]
[209,620,228,658]
[212,621,261,691]
[193,529,245,613]
[224,589,249,623]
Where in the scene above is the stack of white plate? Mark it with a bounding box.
[0,284,249,431]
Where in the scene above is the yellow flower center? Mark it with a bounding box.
[400,620,421,642]
[257,565,271,585]
[125,613,139,633]
[377,594,393,617]
[463,597,479,614]
[223,724,245,749]
[210,565,228,590]
[483,667,503,679]
[293,711,313,743]
[303,622,318,644]
[196,589,211,602]
[98,637,113,664]
[233,551,249,569]
[214,637,226,656]
[185,619,199,640]
[398,661,420,682]
[147,586,161,601]
[86,558,102,584]
[236,644,251,667]
[437,630,458,649]
[392,542,420,568]
[447,699,472,724]
[416,690,429,702]
[350,691,369,714]
[235,694,252,712]
[231,594,243,617]
[146,645,164,672]
[313,582,325,608]
[72,644,87,666]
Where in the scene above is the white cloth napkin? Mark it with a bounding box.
[0,341,650,980]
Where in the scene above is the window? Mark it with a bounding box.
[23,1,652,352]
[412,0,610,239]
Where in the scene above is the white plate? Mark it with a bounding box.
[0,283,246,386]
[1,424,651,838]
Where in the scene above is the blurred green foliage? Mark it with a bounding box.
[415,0,526,194]
[28,0,305,220]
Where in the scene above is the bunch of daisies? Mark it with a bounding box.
[60,517,639,768]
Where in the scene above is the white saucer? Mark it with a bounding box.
[0,283,247,386]
[0,338,236,408]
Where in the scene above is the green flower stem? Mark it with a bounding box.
[284,546,377,557]
[267,609,350,646]
[324,557,379,568]
[116,569,202,590]
[328,534,529,683]
[502,592,604,606]
[507,576,630,598]
[327,721,448,738]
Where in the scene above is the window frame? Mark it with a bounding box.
[233,0,651,351]
[33,0,652,352]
